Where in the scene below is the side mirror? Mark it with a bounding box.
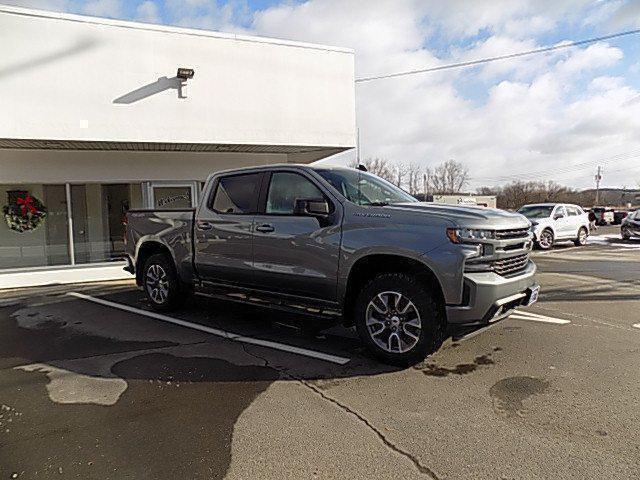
[294,198,330,216]
[554,213,564,220]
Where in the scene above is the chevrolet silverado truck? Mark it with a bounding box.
[124,165,539,365]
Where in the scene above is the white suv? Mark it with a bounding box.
[517,203,590,250]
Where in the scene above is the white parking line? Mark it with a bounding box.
[633,323,640,330]
[509,309,571,325]
[66,292,351,365]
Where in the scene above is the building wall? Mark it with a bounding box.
[0,5,356,149]
[0,149,288,183]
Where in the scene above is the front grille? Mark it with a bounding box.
[495,227,530,239]
[492,253,529,276]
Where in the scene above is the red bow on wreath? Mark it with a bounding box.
[17,195,37,217]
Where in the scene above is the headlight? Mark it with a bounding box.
[446,228,495,243]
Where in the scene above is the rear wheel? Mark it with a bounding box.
[537,229,554,250]
[622,227,632,240]
[354,273,444,366]
[574,227,588,246]
[142,254,187,311]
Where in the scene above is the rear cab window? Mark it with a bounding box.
[210,173,262,214]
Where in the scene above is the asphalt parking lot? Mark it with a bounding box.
[1,226,639,480]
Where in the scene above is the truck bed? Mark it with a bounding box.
[125,208,196,283]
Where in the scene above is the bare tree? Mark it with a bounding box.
[407,163,422,195]
[481,180,586,210]
[394,162,408,187]
[349,157,396,183]
[429,160,469,195]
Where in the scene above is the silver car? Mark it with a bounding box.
[621,209,640,240]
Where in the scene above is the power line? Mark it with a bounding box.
[355,28,640,83]
[470,149,640,183]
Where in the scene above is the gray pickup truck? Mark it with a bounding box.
[124,164,538,365]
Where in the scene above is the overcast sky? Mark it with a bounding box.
[5,0,640,190]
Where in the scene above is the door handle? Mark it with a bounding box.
[197,220,213,231]
[256,224,275,233]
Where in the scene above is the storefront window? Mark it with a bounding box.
[70,183,143,264]
[152,185,194,209]
[0,184,70,269]
[0,182,196,271]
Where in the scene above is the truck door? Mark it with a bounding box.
[252,170,342,302]
[194,172,262,287]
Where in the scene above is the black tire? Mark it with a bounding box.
[142,253,188,311]
[354,273,444,366]
[621,227,632,240]
[574,227,588,246]
[536,228,554,250]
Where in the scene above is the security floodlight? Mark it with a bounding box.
[177,68,195,80]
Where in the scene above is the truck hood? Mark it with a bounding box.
[389,202,531,230]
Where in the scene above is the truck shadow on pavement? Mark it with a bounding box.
[2,353,278,479]
[0,285,402,479]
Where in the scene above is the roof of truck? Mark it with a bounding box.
[205,163,356,182]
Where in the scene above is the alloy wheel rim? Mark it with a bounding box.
[365,291,422,354]
[540,231,552,248]
[146,264,169,304]
[579,230,587,244]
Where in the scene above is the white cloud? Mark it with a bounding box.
[164,0,250,32]
[81,0,122,18]
[247,0,640,189]
[606,0,640,29]
[0,0,72,11]
[135,0,160,24]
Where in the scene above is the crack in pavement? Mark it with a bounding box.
[240,343,440,479]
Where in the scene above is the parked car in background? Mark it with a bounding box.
[591,207,615,225]
[124,164,539,365]
[621,209,640,240]
[517,203,590,250]
[613,210,629,225]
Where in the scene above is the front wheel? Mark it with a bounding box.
[354,273,444,366]
[574,227,588,246]
[142,254,187,311]
[622,227,632,240]
[536,229,554,250]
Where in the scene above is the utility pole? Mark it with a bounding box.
[594,166,602,205]
[423,172,429,202]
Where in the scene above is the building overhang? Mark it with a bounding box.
[0,138,350,155]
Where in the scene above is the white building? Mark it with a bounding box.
[0,4,355,288]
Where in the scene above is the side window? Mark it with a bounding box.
[555,206,567,218]
[266,172,325,215]
[211,173,261,214]
[566,206,579,216]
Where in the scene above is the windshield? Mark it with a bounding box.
[315,168,417,206]
[517,205,554,219]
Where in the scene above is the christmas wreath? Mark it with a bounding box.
[3,190,48,233]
